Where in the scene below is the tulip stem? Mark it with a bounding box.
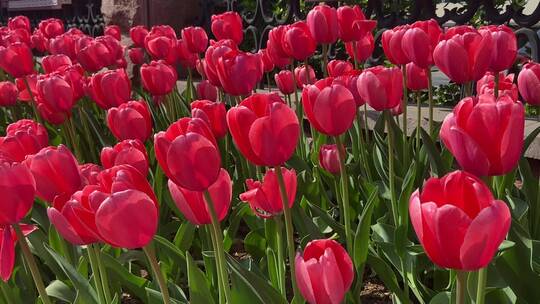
[187,68,193,103]
[335,136,353,254]
[402,64,408,144]
[416,92,422,154]
[322,44,329,77]
[274,217,286,297]
[494,72,499,98]
[364,103,370,145]
[143,243,171,304]
[356,108,372,182]
[290,62,306,159]
[93,245,112,303]
[23,77,42,124]
[266,73,272,92]
[385,111,399,225]
[203,190,232,303]
[207,222,226,304]
[275,166,301,301]
[13,223,51,304]
[86,245,106,304]
[456,271,467,304]
[427,68,434,136]
[476,267,487,304]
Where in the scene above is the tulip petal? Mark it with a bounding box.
[0,228,15,282]
[434,204,471,269]
[47,207,88,245]
[460,200,511,270]
[321,248,346,304]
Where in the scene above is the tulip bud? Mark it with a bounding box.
[0,81,18,106]
[196,80,218,101]
[88,68,131,109]
[181,26,209,53]
[402,19,442,68]
[107,100,153,142]
[345,34,374,63]
[282,21,316,61]
[104,25,121,41]
[357,66,403,111]
[302,78,356,136]
[306,4,339,44]
[140,60,178,96]
[440,94,524,176]
[382,25,410,65]
[227,93,299,166]
[130,25,149,47]
[211,12,243,45]
[240,167,296,218]
[319,144,342,174]
[275,70,295,95]
[168,168,231,225]
[38,18,64,39]
[406,62,429,91]
[101,139,149,177]
[518,62,540,106]
[0,42,34,78]
[410,170,511,270]
[191,99,228,139]
[296,239,354,304]
[294,65,316,88]
[144,25,178,65]
[128,47,145,65]
[327,60,354,77]
[0,119,48,162]
[337,5,376,42]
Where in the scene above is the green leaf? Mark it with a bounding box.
[244,228,267,260]
[353,188,378,272]
[428,292,451,304]
[101,251,149,301]
[153,235,187,276]
[186,252,215,304]
[225,254,287,304]
[46,280,76,303]
[305,199,345,239]
[367,251,408,303]
[420,129,445,176]
[45,246,99,304]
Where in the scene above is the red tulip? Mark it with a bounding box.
[336,5,376,42]
[104,25,121,41]
[440,94,524,177]
[77,39,115,72]
[0,224,36,281]
[0,81,18,106]
[402,19,442,68]
[382,25,410,65]
[302,78,356,136]
[38,18,64,39]
[332,71,364,106]
[25,145,82,206]
[181,26,208,53]
[410,170,511,270]
[518,62,540,106]
[227,93,299,166]
[16,74,37,102]
[48,32,80,60]
[357,66,403,111]
[144,25,178,64]
[258,48,275,72]
[479,25,516,72]
[433,26,492,84]
[128,47,145,65]
[267,26,288,60]
[107,100,152,142]
[79,163,101,186]
[58,64,85,101]
[216,50,263,96]
[240,167,296,218]
[154,117,220,191]
[344,33,374,63]
[211,12,243,45]
[204,39,238,86]
[140,60,178,96]
[275,70,295,95]
[42,54,72,73]
[295,239,354,304]
[0,42,34,78]
[88,68,131,109]
[168,168,231,225]
[0,119,48,162]
[327,60,353,77]
[176,39,198,69]
[282,21,316,61]
[30,29,47,52]
[306,4,339,44]
[101,139,148,177]
[1,28,31,47]
[130,25,149,47]
[191,99,228,139]
[36,73,75,123]
[196,80,218,101]
[406,62,429,91]
[294,65,316,88]
[477,72,518,101]
[95,165,157,206]
[319,144,343,174]
[0,161,35,225]
[8,16,30,32]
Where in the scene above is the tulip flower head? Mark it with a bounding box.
[211,11,243,45]
[0,119,48,162]
[101,139,149,177]
[336,5,377,42]
[410,170,511,270]
[477,72,518,101]
[518,62,540,106]
[357,66,403,111]
[0,81,19,106]
[191,99,228,139]
[107,100,153,142]
[295,239,354,304]
[306,4,339,44]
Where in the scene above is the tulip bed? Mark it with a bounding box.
[0,4,538,304]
